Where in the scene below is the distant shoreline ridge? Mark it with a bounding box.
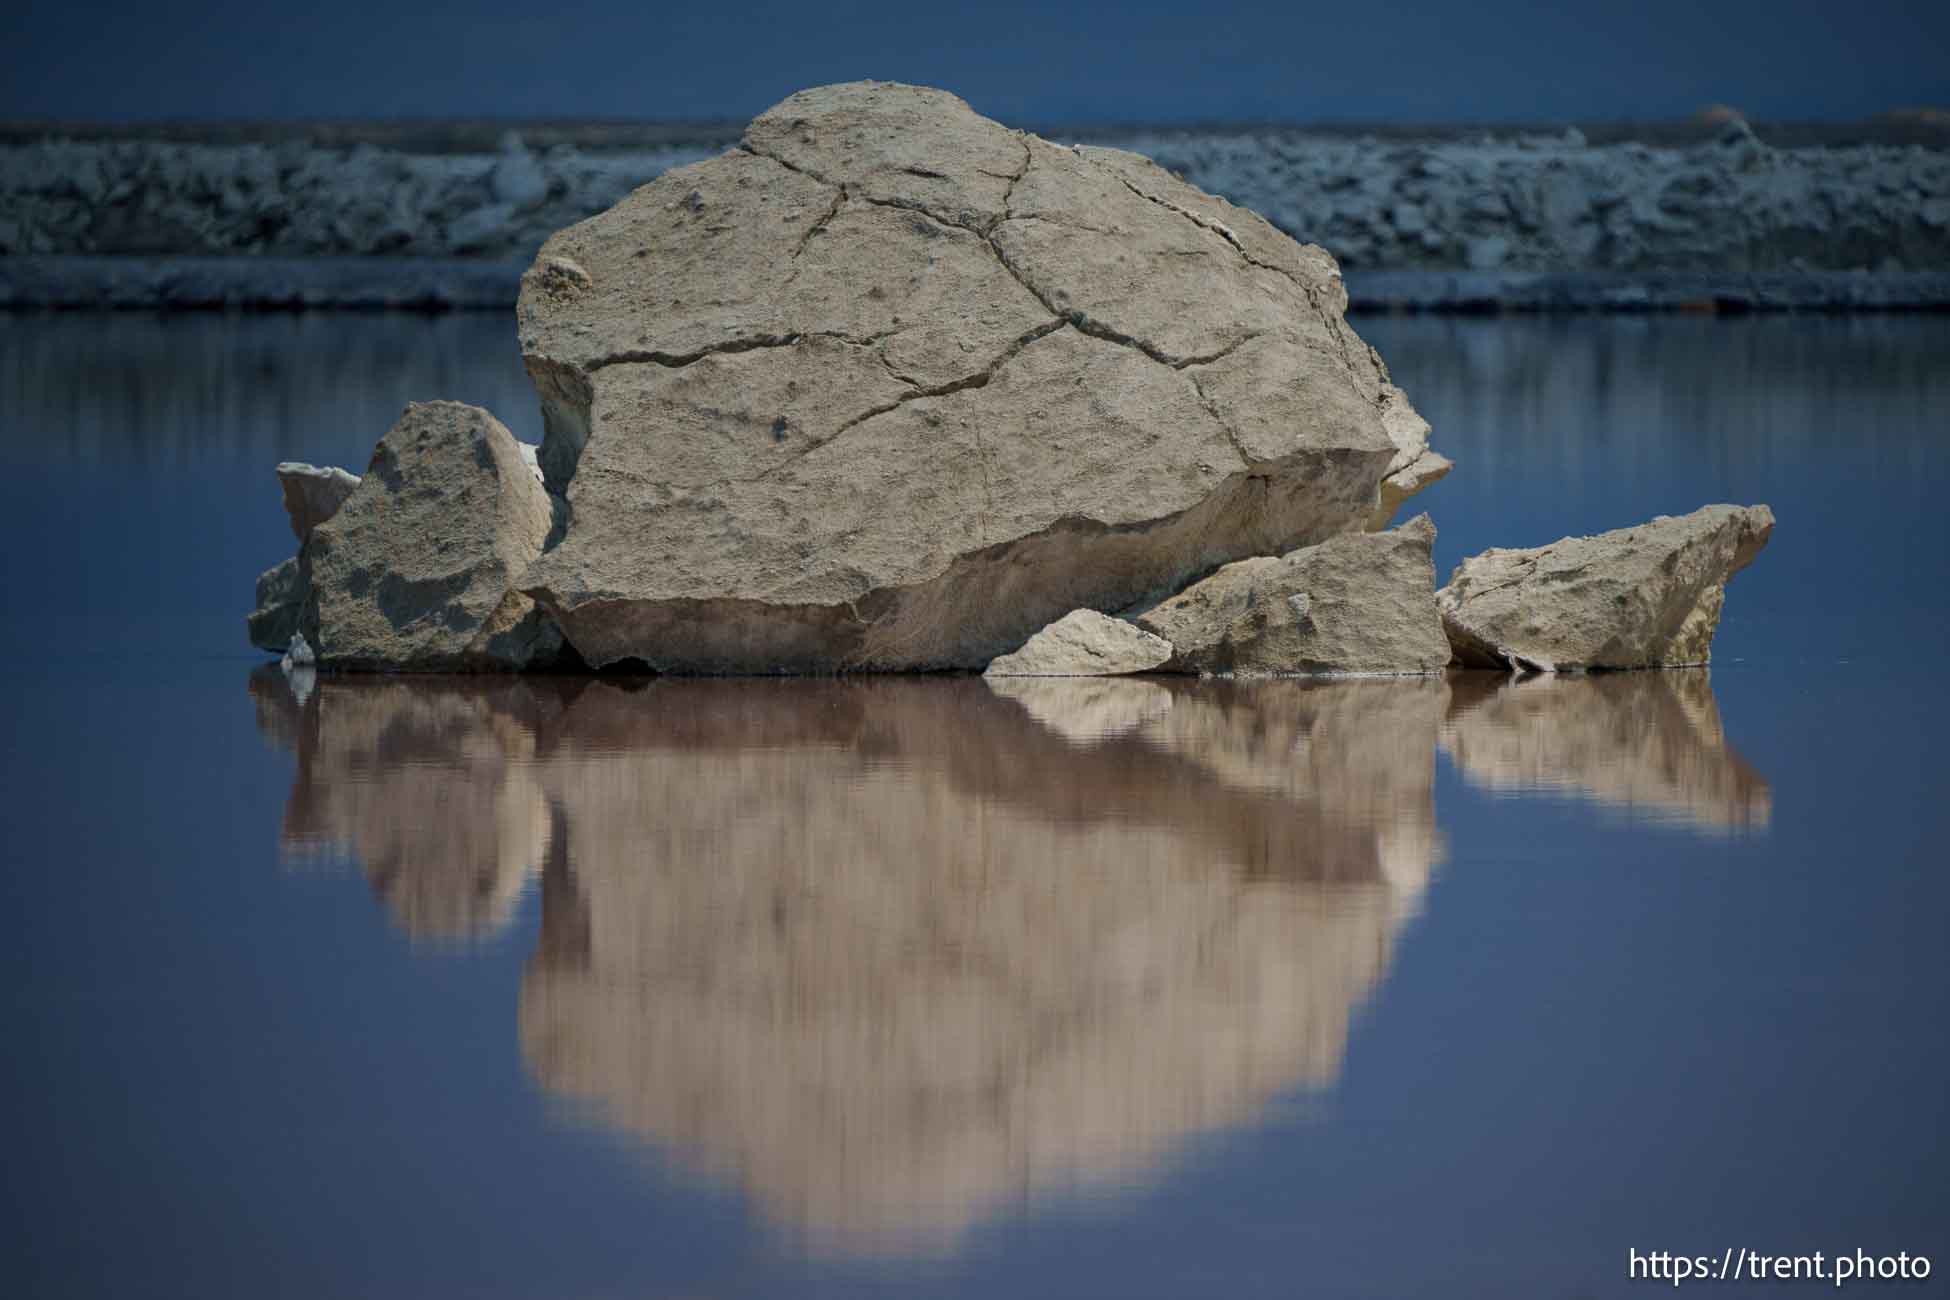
[5,118,1946,310]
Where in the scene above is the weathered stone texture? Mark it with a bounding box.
[985,609,1174,677]
[275,461,360,543]
[1437,504,1774,670]
[1137,515,1449,675]
[305,401,563,671]
[516,81,1433,672]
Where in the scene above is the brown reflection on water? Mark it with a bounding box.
[249,671,1446,1254]
[254,676,570,940]
[1440,669,1772,831]
[249,666,1772,1252]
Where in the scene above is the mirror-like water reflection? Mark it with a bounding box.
[248,667,1767,1256]
[1443,671,1771,831]
[10,312,1944,1300]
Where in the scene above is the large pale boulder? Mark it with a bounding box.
[275,461,361,543]
[306,401,564,671]
[984,608,1172,677]
[516,81,1438,673]
[1438,504,1775,671]
[1136,515,1449,675]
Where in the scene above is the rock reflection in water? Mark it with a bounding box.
[524,676,1449,1254]
[1441,669,1771,831]
[250,671,1446,1254]
[251,672,565,941]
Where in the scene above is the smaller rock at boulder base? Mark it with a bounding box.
[1137,515,1450,676]
[281,632,315,671]
[247,556,305,653]
[1437,503,1775,671]
[984,609,1175,677]
[305,401,564,672]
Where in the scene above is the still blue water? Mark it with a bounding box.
[1,313,1945,1299]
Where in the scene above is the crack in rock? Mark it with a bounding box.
[583,333,806,375]
[789,316,1070,456]
[1081,154,1381,406]
[584,327,905,376]
[793,185,847,259]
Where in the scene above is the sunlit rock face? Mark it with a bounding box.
[1437,504,1775,671]
[1440,670,1772,831]
[306,402,564,672]
[517,81,1439,672]
[1136,513,1449,676]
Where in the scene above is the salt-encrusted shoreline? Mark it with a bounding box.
[3,121,1946,309]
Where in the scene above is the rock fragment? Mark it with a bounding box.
[281,632,316,671]
[984,609,1173,677]
[1436,504,1775,671]
[305,401,563,671]
[1136,515,1450,675]
[275,461,360,543]
[1369,391,1452,529]
[247,555,305,653]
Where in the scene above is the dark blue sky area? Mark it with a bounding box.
[3,0,1946,125]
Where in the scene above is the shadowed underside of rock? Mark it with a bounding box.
[516,81,1437,672]
[1437,503,1775,670]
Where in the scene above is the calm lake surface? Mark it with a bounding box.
[2,313,1946,1299]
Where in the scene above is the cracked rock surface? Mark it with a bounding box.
[983,609,1173,677]
[1136,514,1449,675]
[1437,504,1775,671]
[517,81,1436,672]
[306,401,564,671]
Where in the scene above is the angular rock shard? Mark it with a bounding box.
[306,401,564,671]
[276,461,361,544]
[1135,515,1450,675]
[1369,448,1453,531]
[1437,504,1775,671]
[516,80,1438,673]
[247,555,305,653]
[984,609,1172,677]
